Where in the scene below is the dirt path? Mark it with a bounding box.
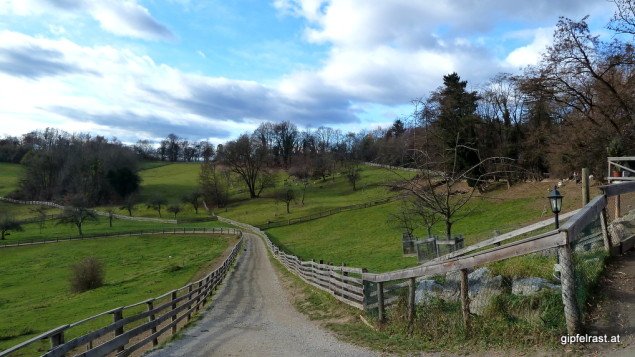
[584,249,635,356]
[147,233,376,357]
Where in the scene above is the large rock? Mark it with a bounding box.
[415,279,443,304]
[512,277,561,296]
[415,279,460,304]
[467,268,505,315]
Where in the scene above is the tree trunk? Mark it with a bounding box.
[445,220,452,240]
[286,201,290,214]
[77,223,83,237]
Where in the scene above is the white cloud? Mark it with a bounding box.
[273,0,608,105]
[0,31,359,142]
[0,0,173,40]
[504,28,554,68]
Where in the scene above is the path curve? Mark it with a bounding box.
[148,232,376,357]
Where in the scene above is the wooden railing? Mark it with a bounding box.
[360,180,635,334]
[218,216,366,310]
[0,231,243,357]
[0,227,241,248]
[0,197,177,224]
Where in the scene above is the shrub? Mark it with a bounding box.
[70,257,105,293]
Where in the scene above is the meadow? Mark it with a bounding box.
[267,179,595,272]
[0,162,22,196]
[0,234,233,353]
[135,162,415,226]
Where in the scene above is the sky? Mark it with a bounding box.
[0,0,616,145]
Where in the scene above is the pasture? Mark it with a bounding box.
[0,162,22,196]
[267,180,594,272]
[0,234,233,353]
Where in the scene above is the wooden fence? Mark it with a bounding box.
[361,180,635,334]
[0,197,177,224]
[0,230,243,357]
[0,227,241,248]
[218,216,366,309]
[257,197,395,229]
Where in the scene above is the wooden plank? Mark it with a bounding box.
[560,195,607,241]
[600,181,635,197]
[364,231,566,282]
[0,325,69,357]
[431,210,580,262]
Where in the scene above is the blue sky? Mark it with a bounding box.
[0,0,614,144]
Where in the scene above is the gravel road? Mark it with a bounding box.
[147,233,376,357]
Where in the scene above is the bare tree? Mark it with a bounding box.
[220,134,268,198]
[343,161,362,191]
[199,161,229,209]
[393,139,511,240]
[147,195,168,217]
[30,206,48,233]
[120,195,136,217]
[182,190,202,214]
[277,185,296,214]
[57,204,98,237]
[0,213,23,240]
[167,204,182,219]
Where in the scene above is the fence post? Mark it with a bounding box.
[146,300,158,346]
[187,284,194,322]
[460,269,470,332]
[581,168,590,205]
[408,277,416,324]
[377,282,385,323]
[50,330,65,351]
[599,207,612,253]
[113,308,124,352]
[559,242,581,334]
[171,291,178,335]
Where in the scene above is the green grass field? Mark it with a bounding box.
[1,212,232,244]
[266,180,589,272]
[0,234,232,353]
[138,162,202,202]
[134,162,416,225]
[0,162,23,196]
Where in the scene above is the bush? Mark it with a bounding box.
[70,257,105,293]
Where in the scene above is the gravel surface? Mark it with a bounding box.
[147,233,377,357]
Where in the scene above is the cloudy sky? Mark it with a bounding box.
[0,0,614,144]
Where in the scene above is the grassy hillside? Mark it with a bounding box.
[219,165,415,226]
[138,162,202,202]
[267,180,596,272]
[135,163,415,225]
[1,212,232,244]
[0,162,22,196]
[0,234,232,353]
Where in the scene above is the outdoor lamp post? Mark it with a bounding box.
[548,185,563,229]
[548,185,563,279]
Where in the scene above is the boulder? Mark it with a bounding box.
[415,279,460,304]
[512,277,561,296]
[415,279,443,304]
[467,268,505,315]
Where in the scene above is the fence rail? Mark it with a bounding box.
[0,230,243,357]
[0,197,177,224]
[257,197,395,229]
[0,227,241,248]
[360,179,635,333]
[219,216,366,309]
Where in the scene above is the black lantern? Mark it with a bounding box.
[548,185,563,228]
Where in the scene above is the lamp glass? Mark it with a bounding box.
[548,186,563,214]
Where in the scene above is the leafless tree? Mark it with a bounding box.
[220,134,269,198]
